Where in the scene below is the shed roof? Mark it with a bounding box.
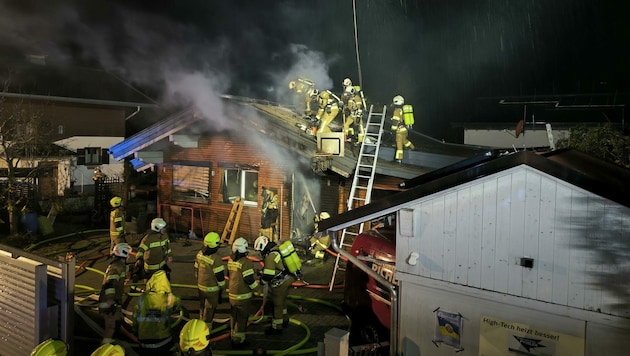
[320,149,630,232]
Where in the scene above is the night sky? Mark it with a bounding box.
[2,0,629,139]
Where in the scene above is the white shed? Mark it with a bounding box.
[322,149,630,356]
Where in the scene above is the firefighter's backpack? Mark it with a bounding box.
[402,104,414,126]
[278,240,302,276]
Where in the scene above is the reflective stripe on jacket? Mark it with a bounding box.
[227,256,259,300]
[195,250,226,292]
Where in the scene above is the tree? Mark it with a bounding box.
[556,124,630,168]
[0,84,52,236]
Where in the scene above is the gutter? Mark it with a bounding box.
[330,230,399,356]
[0,92,159,109]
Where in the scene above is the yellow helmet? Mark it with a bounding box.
[31,338,68,356]
[319,90,330,100]
[179,319,210,353]
[91,343,125,356]
[319,212,331,220]
[203,232,220,248]
[288,81,296,90]
[110,196,122,208]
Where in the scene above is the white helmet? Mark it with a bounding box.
[232,237,249,254]
[308,88,319,97]
[113,243,131,258]
[319,212,331,220]
[254,236,270,252]
[151,218,167,232]
[342,78,352,87]
[344,86,355,96]
[393,95,404,106]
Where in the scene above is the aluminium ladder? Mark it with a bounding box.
[329,105,387,290]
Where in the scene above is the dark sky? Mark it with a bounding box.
[2,0,629,139]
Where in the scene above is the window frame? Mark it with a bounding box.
[221,167,259,207]
[171,162,212,204]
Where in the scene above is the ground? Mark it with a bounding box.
[21,220,349,356]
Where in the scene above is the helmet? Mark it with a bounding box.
[344,86,355,96]
[91,343,125,356]
[232,237,248,254]
[203,232,220,248]
[393,95,404,106]
[308,88,319,97]
[319,91,330,100]
[288,81,296,90]
[179,319,210,353]
[112,243,131,258]
[342,78,352,87]
[151,218,167,232]
[254,236,269,252]
[31,338,67,356]
[110,196,122,208]
[319,212,331,220]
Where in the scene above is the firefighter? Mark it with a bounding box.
[341,86,365,143]
[91,343,125,356]
[109,196,126,255]
[260,187,278,241]
[227,237,261,347]
[314,90,342,134]
[98,242,131,344]
[254,235,296,334]
[288,77,315,116]
[390,95,415,163]
[178,319,212,356]
[133,218,173,282]
[132,270,181,355]
[30,338,68,356]
[194,232,226,331]
[305,88,320,119]
[307,212,332,265]
[93,166,105,181]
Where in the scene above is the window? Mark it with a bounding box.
[76,147,109,166]
[222,168,259,207]
[172,164,210,204]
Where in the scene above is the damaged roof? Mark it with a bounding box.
[110,95,489,179]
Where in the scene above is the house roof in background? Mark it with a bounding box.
[0,57,158,108]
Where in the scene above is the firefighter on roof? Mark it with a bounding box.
[314,90,342,134]
[341,85,365,144]
[99,243,131,344]
[109,196,126,255]
[134,218,173,282]
[227,237,261,347]
[254,235,297,334]
[194,232,226,331]
[389,95,415,163]
[288,77,315,117]
[132,270,181,355]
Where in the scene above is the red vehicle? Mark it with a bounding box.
[343,224,396,349]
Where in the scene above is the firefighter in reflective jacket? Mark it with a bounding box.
[288,77,315,116]
[308,212,332,263]
[314,90,342,134]
[341,86,365,143]
[260,187,279,241]
[195,232,226,330]
[390,95,415,162]
[109,196,126,254]
[99,243,131,344]
[254,236,296,334]
[132,270,181,355]
[134,218,173,281]
[227,238,261,347]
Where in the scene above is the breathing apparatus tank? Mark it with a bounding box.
[402,104,414,127]
[278,239,302,277]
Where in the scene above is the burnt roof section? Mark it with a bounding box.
[0,58,158,108]
[320,149,630,232]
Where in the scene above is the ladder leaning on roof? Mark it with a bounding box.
[329,105,387,291]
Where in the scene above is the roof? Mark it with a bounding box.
[320,149,630,232]
[111,95,490,178]
[0,58,158,108]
